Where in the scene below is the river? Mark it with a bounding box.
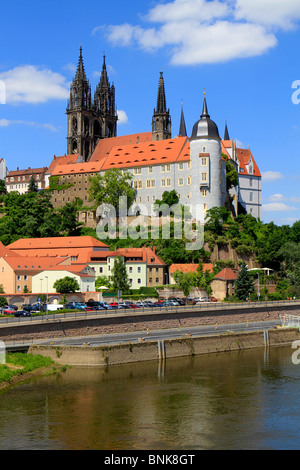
[0,346,300,450]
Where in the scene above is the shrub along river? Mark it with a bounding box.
[0,346,300,450]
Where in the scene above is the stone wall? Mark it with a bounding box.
[29,327,300,367]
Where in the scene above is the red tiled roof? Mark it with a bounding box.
[214,268,237,281]
[236,148,261,177]
[170,263,214,274]
[99,137,189,171]
[4,256,69,272]
[44,264,95,278]
[89,132,153,163]
[7,237,109,264]
[8,236,109,250]
[47,154,79,174]
[7,167,48,177]
[51,160,103,177]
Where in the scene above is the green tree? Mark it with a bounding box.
[111,256,130,293]
[155,190,179,208]
[27,174,38,193]
[0,297,7,308]
[0,180,7,195]
[172,270,196,297]
[88,169,135,215]
[53,277,80,294]
[235,261,254,301]
[95,275,111,291]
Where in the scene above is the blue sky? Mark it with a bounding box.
[1,0,300,226]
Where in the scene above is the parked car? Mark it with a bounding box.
[64,303,77,310]
[14,310,31,317]
[196,297,210,303]
[184,298,196,305]
[118,303,131,309]
[9,304,18,311]
[210,297,218,302]
[22,305,36,312]
[100,302,114,310]
[2,309,15,315]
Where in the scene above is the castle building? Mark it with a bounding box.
[45,50,261,221]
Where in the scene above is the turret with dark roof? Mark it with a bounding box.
[191,95,220,140]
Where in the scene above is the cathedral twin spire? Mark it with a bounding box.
[67,47,117,160]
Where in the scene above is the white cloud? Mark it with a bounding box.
[117,110,129,125]
[267,193,285,202]
[235,0,300,29]
[98,0,300,65]
[262,202,297,212]
[262,171,284,182]
[0,119,57,132]
[0,65,69,105]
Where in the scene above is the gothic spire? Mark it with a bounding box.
[156,71,167,114]
[224,120,230,140]
[152,71,171,141]
[179,102,187,137]
[98,53,109,90]
[74,46,88,83]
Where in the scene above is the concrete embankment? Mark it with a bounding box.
[29,327,300,367]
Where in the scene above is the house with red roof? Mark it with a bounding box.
[211,268,238,301]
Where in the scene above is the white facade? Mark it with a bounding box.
[32,267,95,294]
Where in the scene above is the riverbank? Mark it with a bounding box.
[29,327,300,367]
[0,353,68,392]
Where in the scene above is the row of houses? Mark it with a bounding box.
[0,235,237,301]
[0,236,167,295]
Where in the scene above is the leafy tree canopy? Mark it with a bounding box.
[88,169,135,215]
[53,276,80,293]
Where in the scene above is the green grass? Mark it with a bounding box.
[0,353,54,384]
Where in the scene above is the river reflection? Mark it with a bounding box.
[1,347,300,450]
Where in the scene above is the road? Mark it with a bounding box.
[20,319,279,349]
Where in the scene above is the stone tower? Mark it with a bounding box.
[66,47,94,160]
[67,49,117,161]
[152,71,172,141]
[94,54,118,141]
[190,95,226,221]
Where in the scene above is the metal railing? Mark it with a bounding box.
[279,314,300,328]
[0,299,299,326]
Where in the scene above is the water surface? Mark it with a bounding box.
[0,347,300,450]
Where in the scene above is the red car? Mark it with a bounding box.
[2,309,15,315]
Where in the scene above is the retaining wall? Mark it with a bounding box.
[28,327,300,367]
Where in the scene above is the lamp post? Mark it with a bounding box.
[257,272,260,301]
[45,276,48,315]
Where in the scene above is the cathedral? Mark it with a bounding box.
[52,47,261,221]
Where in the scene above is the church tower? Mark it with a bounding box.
[67,49,117,161]
[66,47,94,160]
[152,71,172,141]
[94,54,117,141]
